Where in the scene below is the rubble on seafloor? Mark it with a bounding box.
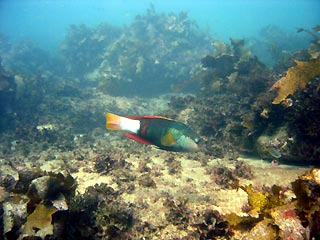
[0,132,319,239]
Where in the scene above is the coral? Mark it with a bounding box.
[270,58,320,104]
[311,168,320,185]
[136,157,152,173]
[1,39,52,75]
[168,93,253,157]
[95,199,134,233]
[253,64,320,162]
[225,184,288,234]
[65,184,108,238]
[201,54,236,77]
[1,174,16,192]
[230,38,252,61]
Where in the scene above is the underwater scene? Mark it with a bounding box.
[1,0,320,239]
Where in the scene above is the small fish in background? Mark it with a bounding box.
[106,113,202,152]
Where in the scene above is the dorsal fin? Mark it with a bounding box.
[125,115,174,121]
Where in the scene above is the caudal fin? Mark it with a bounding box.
[106,113,123,130]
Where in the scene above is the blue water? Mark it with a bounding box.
[1,0,319,51]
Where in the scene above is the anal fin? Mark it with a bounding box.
[124,133,152,145]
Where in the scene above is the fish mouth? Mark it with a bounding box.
[177,136,203,152]
[193,143,205,152]
[186,141,202,152]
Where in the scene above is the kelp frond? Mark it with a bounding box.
[270,58,320,104]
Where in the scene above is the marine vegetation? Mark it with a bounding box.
[225,168,320,239]
[0,60,16,132]
[168,39,278,158]
[60,6,212,96]
[270,58,320,104]
[169,25,320,163]
[60,23,122,77]
[249,24,312,67]
[97,6,210,96]
[0,165,76,239]
[1,4,320,239]
[173,38,273,97]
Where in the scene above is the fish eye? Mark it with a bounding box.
[194,138,199,143]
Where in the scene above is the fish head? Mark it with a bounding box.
[170,128,203,152]
[177,135,202,152]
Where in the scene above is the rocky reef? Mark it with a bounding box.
[0,6,320,239]
[169,26,320,163]
[0,59,16,132]
[60,5,211,96]
[0,137,319,239]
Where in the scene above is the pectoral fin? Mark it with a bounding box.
[161,131,176,147]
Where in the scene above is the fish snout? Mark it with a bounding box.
[184,136,203,152]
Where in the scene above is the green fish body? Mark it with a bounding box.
[106,113,201,152]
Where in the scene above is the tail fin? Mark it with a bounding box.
[106,113,123,130]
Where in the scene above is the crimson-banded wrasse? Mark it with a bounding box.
[106,113,202,152]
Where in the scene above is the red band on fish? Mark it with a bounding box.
[140,120,148,137]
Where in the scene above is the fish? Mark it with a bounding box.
[105,113,202,152]
[266,147,282,159]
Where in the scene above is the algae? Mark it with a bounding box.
[22,203,57,238]
[270,58,320,104]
